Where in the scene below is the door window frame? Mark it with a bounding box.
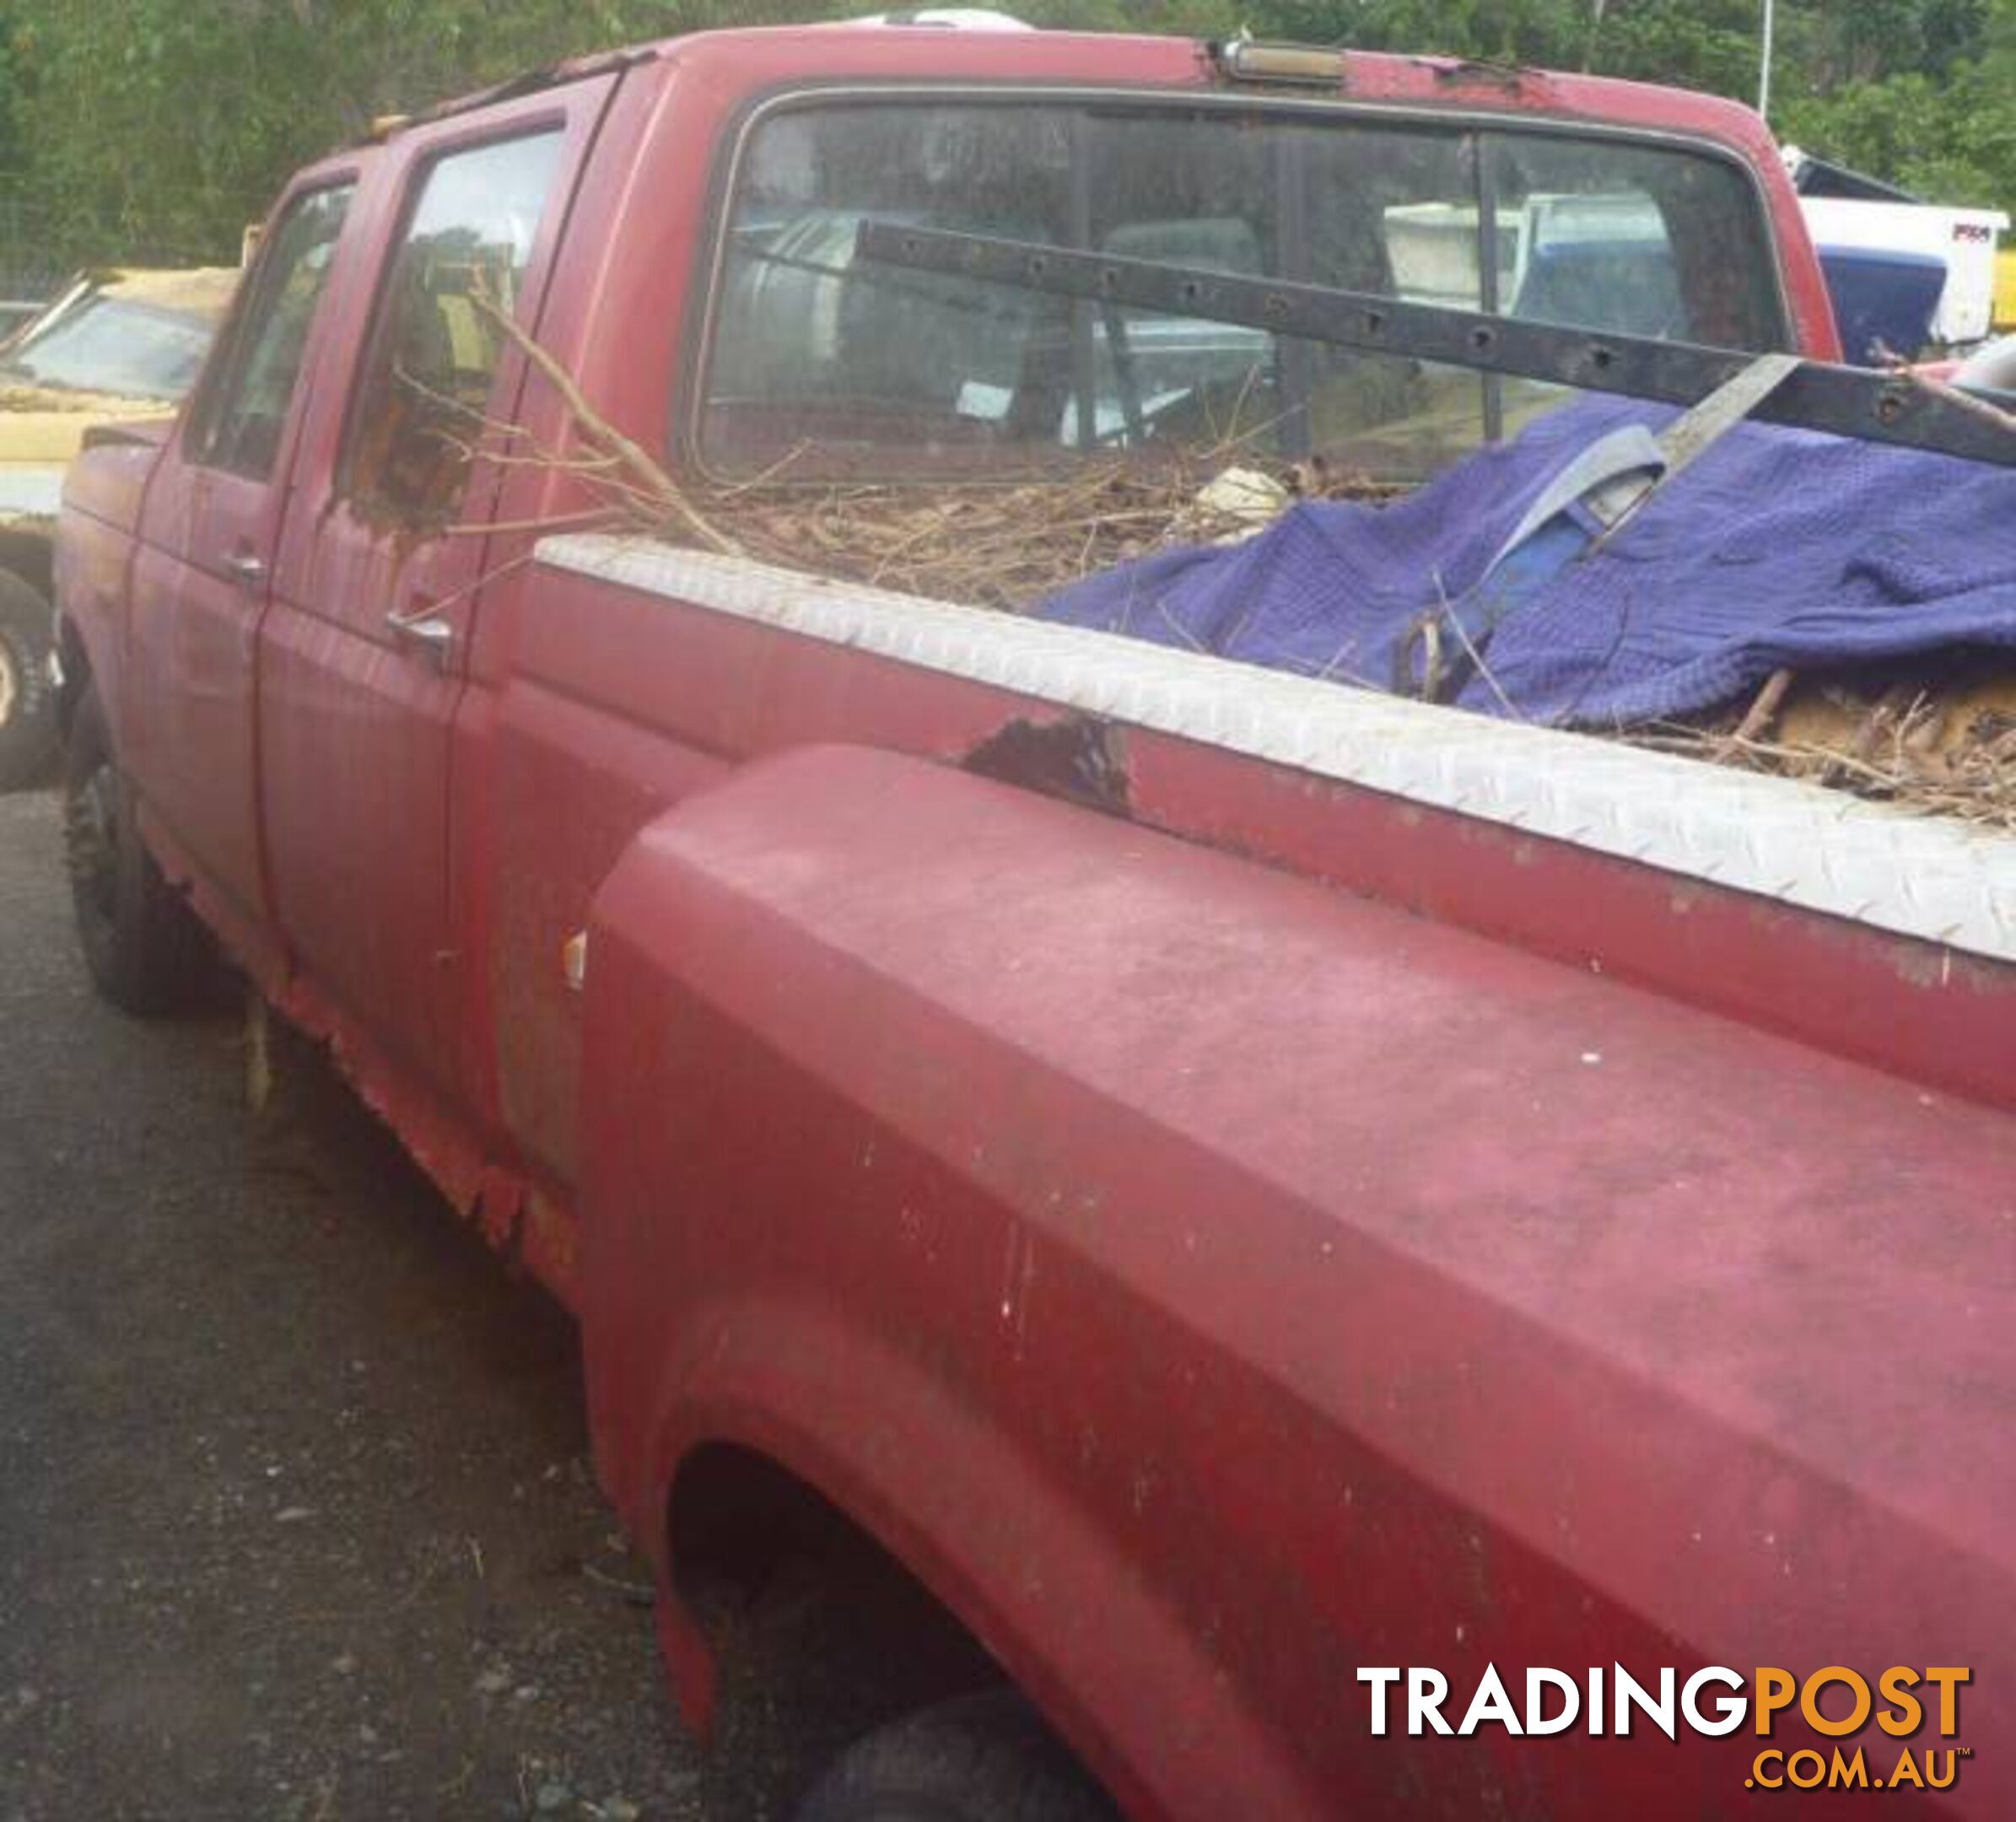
[331,111,575,530]
[181,172,361,481]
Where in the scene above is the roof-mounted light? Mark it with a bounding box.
[1209,36,1347,88]
[846,8,1035,28]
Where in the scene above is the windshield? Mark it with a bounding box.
[0,292,224,402]
[700,101,1787,482]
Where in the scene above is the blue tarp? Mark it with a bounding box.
[1038,396,2016,726]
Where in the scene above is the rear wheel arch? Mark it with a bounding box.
[659,1435,1124,1822]
[623,1296,1293,1822]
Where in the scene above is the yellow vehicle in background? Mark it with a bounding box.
[1996,244,2016,332]
[0,265,240,788]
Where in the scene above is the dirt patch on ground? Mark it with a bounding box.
[0,791,774,1820]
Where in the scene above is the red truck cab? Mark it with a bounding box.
[51,22,2010,1821]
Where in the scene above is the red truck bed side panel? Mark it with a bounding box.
[579,746,2008,1822]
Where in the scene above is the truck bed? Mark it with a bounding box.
[535,534,2016,1111]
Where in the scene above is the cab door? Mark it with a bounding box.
[258,84,612,1112]
[127,180,354,941]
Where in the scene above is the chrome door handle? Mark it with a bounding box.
[222,551,266,590]
[385,610,454,667]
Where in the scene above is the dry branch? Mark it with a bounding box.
[1634,684,2016,832]
[473,294,743,557]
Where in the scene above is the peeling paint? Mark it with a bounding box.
[964,714,1130,818]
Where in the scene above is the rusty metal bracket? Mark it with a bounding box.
[853,220,2016,467]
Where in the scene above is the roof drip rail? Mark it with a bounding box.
[342,46,654,147]
[854,219,2016,468]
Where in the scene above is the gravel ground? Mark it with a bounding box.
[0,788,723,1821]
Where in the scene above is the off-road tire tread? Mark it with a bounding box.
[0,569,57,791]
[795,1689,1116,1822]
[64,685,211,1014]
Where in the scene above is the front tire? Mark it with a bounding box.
[0,569,57,791]
[62,684,211,1013]
[795,1690,1117,1822]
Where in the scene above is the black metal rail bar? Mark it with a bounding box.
[855,219,2016,469]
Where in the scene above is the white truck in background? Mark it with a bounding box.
[1782,144,2008,348]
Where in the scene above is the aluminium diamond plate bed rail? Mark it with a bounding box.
[536,536,2016,968]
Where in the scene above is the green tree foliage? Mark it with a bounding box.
[1254,1,2013,212]
[1774,0,2016,208]
[2,0,837,259]
[0,0,2008,261]
[1781,66,2016,209]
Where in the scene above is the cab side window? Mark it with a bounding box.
[342,131,563,527]
[186,183,354,480]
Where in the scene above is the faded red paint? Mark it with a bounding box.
[581,746,2011,1821]
[52,23,2003,1822]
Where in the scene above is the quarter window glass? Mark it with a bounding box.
[344,130,563,526]
[701,104,1784,482]
[187,184,353,479]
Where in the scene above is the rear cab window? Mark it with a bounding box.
[696,99,1788,486]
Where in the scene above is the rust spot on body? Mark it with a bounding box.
[963,714,1132,817]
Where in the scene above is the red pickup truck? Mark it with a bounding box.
[49,21,2013,1821]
